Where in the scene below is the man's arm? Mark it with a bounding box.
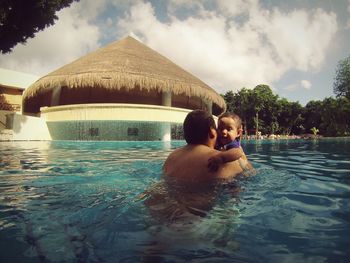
[237,154,256,176]
[208,148,244,172]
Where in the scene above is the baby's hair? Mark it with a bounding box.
[219,112,242,129]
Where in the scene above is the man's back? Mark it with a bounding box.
[163,144,244,182]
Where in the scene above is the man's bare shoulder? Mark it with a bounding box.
[163,144,246,181]
[168,144,217,157]
[163,145,218,179]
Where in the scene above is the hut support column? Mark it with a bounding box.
[162,91,171,107]
[161,91,171,141]
[51,86,61,106]
[204,99,212,115]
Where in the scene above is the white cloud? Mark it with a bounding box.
[75,0,108,19]
[284,83,298,91]
[116,0,337,93]
[0,0,339,97]
[301,80,312,90]
[216,0,259,17]
[254,8,337,71]
[284,80,312,91]
[0,1,100,75]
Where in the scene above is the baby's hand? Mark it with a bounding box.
[208,156,223,172]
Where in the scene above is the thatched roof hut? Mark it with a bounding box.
[23,36,226,115]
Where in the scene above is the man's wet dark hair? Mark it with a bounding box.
[183,110,216,144]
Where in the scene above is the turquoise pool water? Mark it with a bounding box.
[0,138,349,262]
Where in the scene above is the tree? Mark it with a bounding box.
[222,86,349,138]
[251,85,278,136]
[277,99,303,135]
[304,100,323,133]
[334,55,350,99]
[223,90,235,113]
[320,97,350,136]
[236,88,255,136]
[223,88,256,136]
[0,0,78,54]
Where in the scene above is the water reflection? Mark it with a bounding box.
[0,139,349,262]
[141,176,243,262]
[0,141,178,262]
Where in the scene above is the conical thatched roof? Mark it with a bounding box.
[23,36,226,113]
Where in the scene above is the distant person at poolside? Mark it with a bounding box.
[163,109,252,181]
[207,112,253,175]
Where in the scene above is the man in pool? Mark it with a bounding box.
[144,110,253,223]
[163,109,252,181]
[142,110,253,258]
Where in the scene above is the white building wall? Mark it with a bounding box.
[40,104,190,141]
[11,113,51,140]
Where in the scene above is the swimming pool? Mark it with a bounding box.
[0,138,349,262]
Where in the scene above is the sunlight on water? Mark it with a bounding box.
[0,139,349,262]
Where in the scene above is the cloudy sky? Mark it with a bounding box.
[1,0,349,105]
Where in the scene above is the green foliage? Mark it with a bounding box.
[276,99,304,135]
[223,88,255,135]
[0,0,78,53]
[223,55,350,137]
[222,87,350,137]
[310,127,319,136]
[304,100,323,132]
[320,97,350,136]
[334,55,350,99]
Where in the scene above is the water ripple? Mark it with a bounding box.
[0,139,349,262]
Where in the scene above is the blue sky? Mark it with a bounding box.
[0,0,349,105]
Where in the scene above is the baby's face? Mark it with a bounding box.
[217,117,239,145]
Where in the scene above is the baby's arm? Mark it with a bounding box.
[208,148,244,172]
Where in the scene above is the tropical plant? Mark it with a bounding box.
[310,127,319,136]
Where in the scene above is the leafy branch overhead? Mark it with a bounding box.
[0,0,79,54]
